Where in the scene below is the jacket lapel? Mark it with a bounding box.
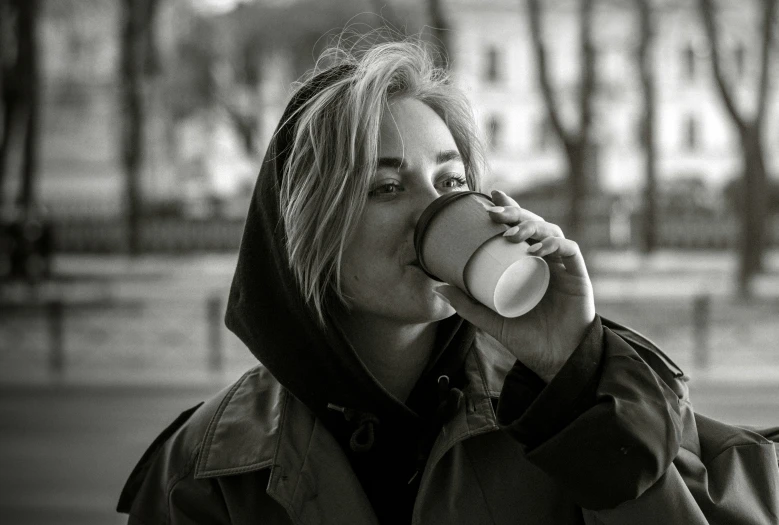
[266,389,380,525]
[193,366,379,525]
[194,366,282,478]
[412,332,516,524]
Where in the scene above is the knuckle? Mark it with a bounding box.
[517,222,533,235]
[506,207,522,220]
[504,195,520,207]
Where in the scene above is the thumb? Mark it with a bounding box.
[434,285,504,336]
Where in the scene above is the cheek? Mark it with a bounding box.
[340,211,408,292]
[342,234,395,286]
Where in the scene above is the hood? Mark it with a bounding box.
[224,65,474,434]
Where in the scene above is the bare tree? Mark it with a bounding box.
[698,0,776,296]
[526,0,596,244]
[0,0,16,208]
[0,0,41,214]
[635,0,657,253]
[120,0,160,255]
[15,0,40,213]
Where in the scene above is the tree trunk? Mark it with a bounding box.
[0,0,10,206]
[121,0,146,255]
[571,0,595,245]
[698,0,775,297]
[16,0,40,214]
[565,143,586,243]
[526,0,596,250]
[636,0,657,253]
[738,125,767,294]
[0,0,41,213]
[0,88,16,208]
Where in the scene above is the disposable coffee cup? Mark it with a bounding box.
[414,191,549,318]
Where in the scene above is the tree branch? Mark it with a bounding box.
[635,0,652,98]
[142,0,161,77]
[427,0,451,69]
[634,0,658,252]
[527,0,571,148]
[698,0,746,130]
[756,0,777,127]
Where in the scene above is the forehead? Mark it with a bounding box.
[378,98,459,159]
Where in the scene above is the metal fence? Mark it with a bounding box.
[48,212,779,253]
[0,291,258,380]
[53,217,246,253]
[2,292,779,379]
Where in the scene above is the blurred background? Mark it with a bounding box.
[1,0,778,523]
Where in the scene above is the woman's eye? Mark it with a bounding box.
[438,175,468,191]
[368,182,404,198]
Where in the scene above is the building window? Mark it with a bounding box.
[487,115,502,150]
[685,116,699,151]
[683,43,696,80]
[734,42,746,79]
[485,46,500,83]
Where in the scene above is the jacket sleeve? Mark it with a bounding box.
[496,315,779,523]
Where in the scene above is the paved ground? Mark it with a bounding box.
[0,384,215,525]
[0,377,777,525]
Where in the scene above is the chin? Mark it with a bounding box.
[434,306,457,322]
[427,294,457,321]
[384,293,455,324]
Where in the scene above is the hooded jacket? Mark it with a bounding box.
[117,66,779,524]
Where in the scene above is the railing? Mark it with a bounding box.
[3,291,778,378]
[46,213,779,253]
[51,217,246,253]
[0,288,250,378]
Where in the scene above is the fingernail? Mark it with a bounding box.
[527,243,542,252]
[503,225,520,237]
[487,206,504,213]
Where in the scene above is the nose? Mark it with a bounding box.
[408,181,443,231]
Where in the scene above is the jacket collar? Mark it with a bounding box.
[194,365,283,478]
[194,330,517,480]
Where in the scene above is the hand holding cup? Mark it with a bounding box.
[432,190,596,383]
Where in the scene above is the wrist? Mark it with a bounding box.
[537,316,598,383]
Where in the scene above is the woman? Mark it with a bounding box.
[117,41,778,524]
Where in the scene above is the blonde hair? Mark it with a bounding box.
[279,39,486,326]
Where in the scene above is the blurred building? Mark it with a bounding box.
[3,0,256,218]
[448,0,779,196]
[5,0,778,218]
[22,0,124,216]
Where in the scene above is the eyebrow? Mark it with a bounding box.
[376,149,463,170]
[436,150,462,164]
